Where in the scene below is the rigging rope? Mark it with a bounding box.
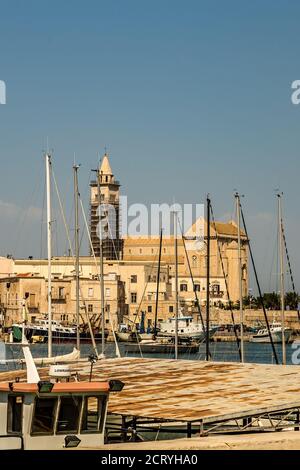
[239,202,279,365]
[210,203,242,361]
[52,168,98,357]
[281,220,300,320]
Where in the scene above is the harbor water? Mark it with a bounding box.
[1,341,299,371]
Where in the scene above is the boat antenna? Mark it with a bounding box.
[88,353,97,381]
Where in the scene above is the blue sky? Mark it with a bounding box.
[1,0,300,292]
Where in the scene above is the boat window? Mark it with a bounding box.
[57,396,82,434]
[7,395,23,434]
[81,396,107,433]
[31,397,57,435]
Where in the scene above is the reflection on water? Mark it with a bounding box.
[0,341,297,372]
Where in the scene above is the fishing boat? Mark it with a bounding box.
[0,334,124,450]
[158,313,217,342]
[250,321,292,344]
[11,318,109,344]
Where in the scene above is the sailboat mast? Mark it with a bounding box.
[206,195,210,361]
[97,172,105,357]
[278,193,286,365]
[235,192,244,363]
[174,211,179,360]
[46,153,52,358]
[154,228,163,339]
[73,164,80,352]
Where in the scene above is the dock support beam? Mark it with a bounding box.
[295,411,300,431]
[187,422,192,438]
[121,416,127,442]
[132,417,137,441]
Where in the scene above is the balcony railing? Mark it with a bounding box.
[210,291,224,298]
[52,294,66,302]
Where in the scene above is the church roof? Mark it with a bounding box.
[99,153,113,175]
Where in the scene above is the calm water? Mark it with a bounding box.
[1,341,298,372]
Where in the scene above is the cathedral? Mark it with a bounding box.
[90,152,249,306]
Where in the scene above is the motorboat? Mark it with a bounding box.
[250,321,293,343]
[0,339,124,449]
[158,314,217,342]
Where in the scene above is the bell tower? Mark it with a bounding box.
[90,152,123,259]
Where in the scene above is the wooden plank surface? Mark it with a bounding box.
[69,358,300,423]
[2,357,300,423]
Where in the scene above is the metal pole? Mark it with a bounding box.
[206,196,210,361]
[46,154,52,358]
[278,193,286,365]
[97,172,105,357]
[174,211,178,360]
[236,192,244,363]
[154,228,163,339]
[240,205,279,364]
[73,164,80,353]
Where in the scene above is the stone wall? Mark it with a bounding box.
[207,308,300,331]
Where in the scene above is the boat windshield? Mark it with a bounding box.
[31,397,57,435]
[7,395,23,434]
[57,396,82,434]
[30,394,107,436]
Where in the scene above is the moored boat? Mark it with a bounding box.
[0,340,124,449]
[11,319,109,344]
[250,321,293,344]
[158,314,217,342]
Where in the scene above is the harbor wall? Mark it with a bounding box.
[208,308,300,331]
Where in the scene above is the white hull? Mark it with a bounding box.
[139,333,153,341]
[158,327,217,342]
[251,329,292,343]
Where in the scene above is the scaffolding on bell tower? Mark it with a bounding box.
[90,152,123,260]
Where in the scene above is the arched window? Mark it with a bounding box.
[180,283,188,292]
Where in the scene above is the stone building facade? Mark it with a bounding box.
[0,152,249,329]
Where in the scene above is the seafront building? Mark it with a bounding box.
[0,153,249,328]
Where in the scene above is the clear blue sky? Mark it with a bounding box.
[1,0,300,292]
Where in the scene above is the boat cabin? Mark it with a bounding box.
[0,379,123,450]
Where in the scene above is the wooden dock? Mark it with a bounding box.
[69,357,300,437]
[2,357,300,438]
